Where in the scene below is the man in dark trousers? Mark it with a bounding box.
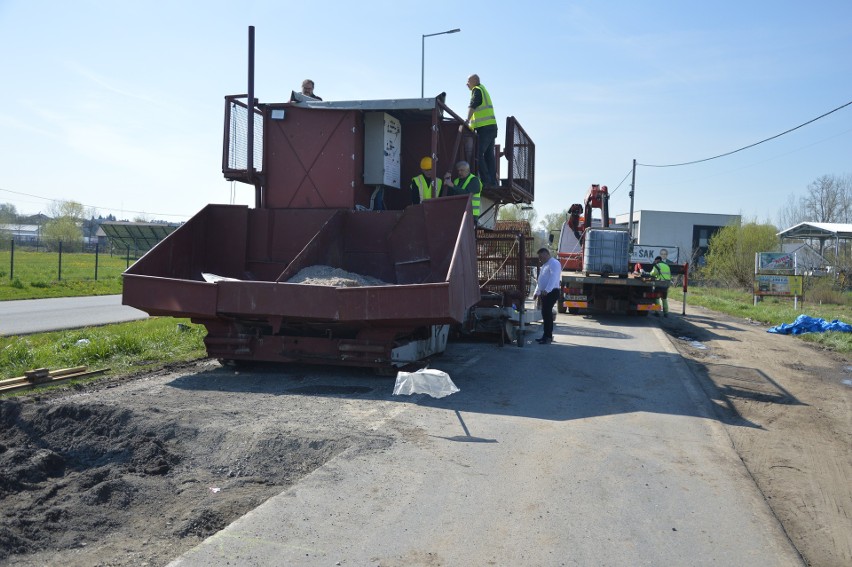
[533,248,562,344]
[461,74,498,187]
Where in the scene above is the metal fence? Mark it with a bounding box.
[476,222,535,300]
[0,240,134,282]
[222,94,264,181]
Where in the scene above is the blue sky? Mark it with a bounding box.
[1,0,850,228]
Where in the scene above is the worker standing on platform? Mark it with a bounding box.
[461,74,498,187]
[410,157,443,205]
[650,255,671,317]
[533,248,562,344]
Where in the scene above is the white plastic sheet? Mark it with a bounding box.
[392,369,459,398]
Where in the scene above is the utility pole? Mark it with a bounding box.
[628,159,636,242]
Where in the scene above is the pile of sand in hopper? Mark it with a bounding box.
[286,265,388,287]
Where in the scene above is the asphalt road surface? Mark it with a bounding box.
[0,295,148,336]
[165,315,802,567]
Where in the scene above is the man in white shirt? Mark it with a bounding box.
[533,248,562,344]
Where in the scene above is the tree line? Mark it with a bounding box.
[0,201,118,252]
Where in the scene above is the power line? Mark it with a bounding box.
[609,168,633,196]
[638,99,852,168]
[0,186,191,219]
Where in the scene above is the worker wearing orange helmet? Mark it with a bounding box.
[410,156,443,205]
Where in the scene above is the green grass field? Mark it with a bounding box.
[0,249,127,299]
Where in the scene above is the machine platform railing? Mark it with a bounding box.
[222,94,264,183]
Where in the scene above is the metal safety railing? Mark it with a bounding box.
[222,95,264,183]
[475,221,535,299]
[504,117,535,202]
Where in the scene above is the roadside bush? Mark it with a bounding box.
[703,221,779,289]
[805,276,846,305]
[30,281,50,288]
[10,278,24,289]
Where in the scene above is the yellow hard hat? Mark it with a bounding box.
[420,156,433,170]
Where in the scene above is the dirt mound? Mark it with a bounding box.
[0,386,355,566]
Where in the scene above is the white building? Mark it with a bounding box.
[614,210,740,266]
[0,223,42,243]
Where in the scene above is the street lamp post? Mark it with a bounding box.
[421,28,460,98]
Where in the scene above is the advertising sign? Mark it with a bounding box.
[630,245,679,264]
[758,252,794,272]
[753,274,803,296]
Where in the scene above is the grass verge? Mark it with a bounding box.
[0,250,127,300]
[684,286,852,355]
[0,317,207,391]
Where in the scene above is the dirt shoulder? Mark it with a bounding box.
[660,299,852,567]
[0,361,394,567]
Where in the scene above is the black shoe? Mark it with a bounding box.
[536,337,552,344]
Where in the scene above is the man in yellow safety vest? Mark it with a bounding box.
[462,74,498,187]
[410,156,443,204]
[650,255,672,317]
[443,161,482,222]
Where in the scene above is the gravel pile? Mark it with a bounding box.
[287,265,389,287]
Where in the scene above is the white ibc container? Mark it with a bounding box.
[583,228,630,275]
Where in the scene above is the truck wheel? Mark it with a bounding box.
[500,320,515,347]
[568,307,580,315]
[557,296,567,314]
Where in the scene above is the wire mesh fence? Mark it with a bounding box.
[476,221,536,298]
[0,240,132,283]
[224,96,263,175]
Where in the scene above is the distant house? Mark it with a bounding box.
[95,226,109,248]
[0,223,42,244]
[18,213,50,225]
[780,242,830,274]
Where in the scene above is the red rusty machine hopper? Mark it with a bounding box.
[123,93,534,369]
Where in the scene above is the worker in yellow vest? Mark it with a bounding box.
[443,160,482,222]
[650,255,672,317]
[410,156,443,204]
[462,74,498,187]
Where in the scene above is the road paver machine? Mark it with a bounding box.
[122,28,536,370]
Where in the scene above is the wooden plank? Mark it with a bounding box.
[0,368,108,394]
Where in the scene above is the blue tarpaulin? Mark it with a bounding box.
[767,314,852,335]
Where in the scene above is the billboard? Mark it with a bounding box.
[630,245,679,264]
[757,252,794,272]
[753,274,803,296]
